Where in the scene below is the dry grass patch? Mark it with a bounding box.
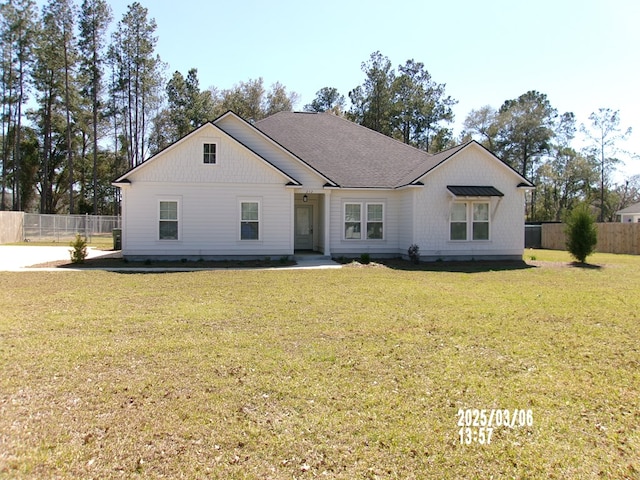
[1,253,639,478]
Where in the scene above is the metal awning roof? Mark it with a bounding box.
[447,186,504,197]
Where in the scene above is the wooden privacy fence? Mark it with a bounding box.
[541,223,640,255]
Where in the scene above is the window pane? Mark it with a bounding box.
[367,204,383,222]
[241,222,259,240]
[160,201,177,220]
[473,203,489,221]
[451,203,467,222]
[451,222,467,240]
[241,202,259,221]
[345,222,361,239]
[473,222,489,240]
[345,204,361,222]
[159,221,178,240]
[367,222,383,239]
[203,143,216,163]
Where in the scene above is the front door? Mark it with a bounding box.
[295,205,313,250]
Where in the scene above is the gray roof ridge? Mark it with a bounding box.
[320,111,436,157]
[260,111,437,158]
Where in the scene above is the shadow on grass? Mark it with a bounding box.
[569,261,602,270]
[346,258,536,273]
[55,255,296,272]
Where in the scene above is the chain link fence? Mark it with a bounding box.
[23,214,121,243]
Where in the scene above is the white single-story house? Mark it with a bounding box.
[616,202,640,223]
[113,111,534,261]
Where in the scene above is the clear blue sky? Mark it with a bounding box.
[49,0,640,179]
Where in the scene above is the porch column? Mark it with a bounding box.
[323,190,331,257]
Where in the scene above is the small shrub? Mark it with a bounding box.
[69,234,88,264]
[565,205,597,263]
[360,253,371,264]
[407,244,420,264]
[279,256,289,264]
[144,259,152,266]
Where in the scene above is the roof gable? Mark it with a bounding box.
[408,141,534,188]
[113,121,300,185]
[215,111,337,188]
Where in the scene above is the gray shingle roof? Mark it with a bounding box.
[255,112,457,188]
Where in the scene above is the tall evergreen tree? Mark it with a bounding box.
[32,0,70,213]
[0,0,37,211]
[348,52,456,152]
[108,2,163,168]
[304,87,345,114]
[581,108,632,222]
[78,0,111,214]
[494,90,556,180]
[165,68,214,139]
[348,51,395,136]
[392,59,456,151]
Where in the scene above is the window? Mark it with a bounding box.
[450,202,467,240]
[345,204,361,239]
[472,203,489,240]
[367,204,383,239]
[345,202,384,240]
[450,202,490,241]
[240,201,259,240]
[159,201,178,240]
[203,143,217,164]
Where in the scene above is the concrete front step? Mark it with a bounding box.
[293,253,331,261]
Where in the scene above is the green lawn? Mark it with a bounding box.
[1,250,639,479]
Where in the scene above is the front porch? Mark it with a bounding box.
[294,192,331,257]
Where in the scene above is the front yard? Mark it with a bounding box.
[0,250,638,478]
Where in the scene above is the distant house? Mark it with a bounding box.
[617,202,640,223]
[113,111,534,261]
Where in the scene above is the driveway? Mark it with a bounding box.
[0,246,119,271]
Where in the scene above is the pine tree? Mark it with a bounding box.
[78,0,111,214]
[108,2,164,168]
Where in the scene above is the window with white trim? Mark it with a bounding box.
[344,203,361,239]
[450,201,490,241]
[472,203,489,240]
[203,143,217,164]
[450,202,467,240]
[159,200,179,240]
[344,202,384,240]
[240,201,260,240]
[366,203,383,239]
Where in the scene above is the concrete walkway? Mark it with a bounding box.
[0,246,342,272]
